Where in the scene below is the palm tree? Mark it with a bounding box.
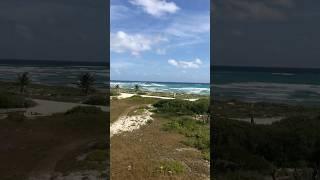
[17,72,31,94]
[78,72,95,95]
[115,84,120,94]
[134,84,139,92]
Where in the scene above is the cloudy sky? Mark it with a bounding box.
[110,0,210,83]
[214,0,320,68]
[0,0,107,61]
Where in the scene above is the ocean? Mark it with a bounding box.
[0,60,210,95]
[213,66,320,105]
[111,81,210,95]
[0,60,109,89]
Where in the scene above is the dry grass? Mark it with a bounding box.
[110,98,209,180]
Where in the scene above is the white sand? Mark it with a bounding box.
[115,93,199,101]
[25,99,109,117]
[115,93,135,99]
[110,109,153,137]
[1,99,109,118]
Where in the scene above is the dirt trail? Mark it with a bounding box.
[28,139,91,180]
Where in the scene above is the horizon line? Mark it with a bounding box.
[213,64,320,69]
[111,79,210,84]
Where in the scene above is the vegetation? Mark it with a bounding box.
[155,99,210,160]
[63,106,107,134]
[83,95,107,106]
[154,98,209,115]
[114,84,120,94]
[0,92,36,108]
[134,84,139,92]
[78,72,95,95]
[214,101,320,179]
[157,160,185,175]
[110,89,120,96]
[17,72,31,94]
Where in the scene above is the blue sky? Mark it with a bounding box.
[110,0,210,83]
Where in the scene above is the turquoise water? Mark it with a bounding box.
[0,60,108,88]
[214,66,320,105]
[111,81,210,95]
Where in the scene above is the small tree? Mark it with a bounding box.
[134,84,139,92]
[17,72,31,94]
[78,72,95,95]
[115,84,120,94]
[250,103,255,125]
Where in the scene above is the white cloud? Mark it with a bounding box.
[156,48,166,55]
[111,61,133,75]
[110,5,129,21]
[110,31,166,56]
[165,13,210,37]
[168,58,202,69]
[130,0,179,17]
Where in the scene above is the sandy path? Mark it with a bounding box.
[0,99,109,118]
[28,139,92,180]
[110,105,153,137]
[115,93,199,101]
[232,117,283,125]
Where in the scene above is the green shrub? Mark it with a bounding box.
[163,116,210,159]
[157,160,185,174]
[154,99,209,115]
[86,150,107,162]
[0,93,36,108]
[63,106,106,134]
[110,90,119,96]
[83,95,107,106]
[7,112,25,122]
[137,91,147,95]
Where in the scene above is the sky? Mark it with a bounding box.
[214,0,320,68]
[110,0,210,83]
[0,0,107,62]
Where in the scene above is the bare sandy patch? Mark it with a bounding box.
[114,93,199,101]
[110,108,153,137]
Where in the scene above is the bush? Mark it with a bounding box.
[86,150,107,162]
[157,160,185,174]
[110,90,119,96]
[154,99,209,115]
[0,93,36,108]
[163,116,210,158]
[83,95,107,106]
[137,91,147,95]
[63,106,106,134]
[7,112,25,122]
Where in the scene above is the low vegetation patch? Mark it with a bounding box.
[154,98,209,115]
[7,112,26,122]
[110,89,119,96]
[215,111,320,178]
[155,99,210,160]
[83,95,107,106]
[0,93,36,108]
[63,106,107,134]
[156,160,185,175]
[163,116,210,160]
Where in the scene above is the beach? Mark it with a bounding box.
[0,69,108,180]
[110,85,210,180]
[213,66,320,179]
